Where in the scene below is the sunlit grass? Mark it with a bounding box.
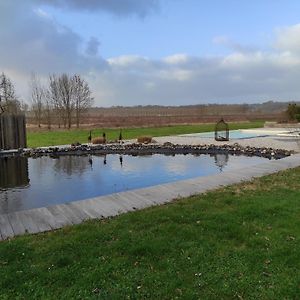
[27,121,264,147]
[0,167,299,299]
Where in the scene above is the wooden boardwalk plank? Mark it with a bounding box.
[64,203,91,221]
[24,208,53,232]
[96,195,133,213]
[52,204,82,225]
[119,191,156,208]
[0,214,14,240]
[134,186,180,205]
[7,212,27,236]
[46,206,73,227]
[70,201,105,219]
[110,193,146,210]
[81,199,120,217]
[16,211,40,234]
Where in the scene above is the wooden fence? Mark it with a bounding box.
[0,114,27,150]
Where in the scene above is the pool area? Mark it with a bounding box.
[0,153,270,214]
[180,129,272,139]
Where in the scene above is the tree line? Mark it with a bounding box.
[286,103,300,122]
[0,72,22,114]
[30,73,93,129]
[0,72,93,129]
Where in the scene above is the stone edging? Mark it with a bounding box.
[0,142,293,159]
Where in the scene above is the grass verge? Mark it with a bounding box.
[0,167,299,299]
[27,121,264,148]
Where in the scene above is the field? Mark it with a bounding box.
[0,167,299,299]
[27,121,264,148]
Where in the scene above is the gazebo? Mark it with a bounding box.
[215,118,229,141]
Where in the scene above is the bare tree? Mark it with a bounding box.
[44,90,53,129]
[0,72,20,114]
[49,74,63,128]
[59,74,74,129]
[48,74,74,128]
[72,74,93,128]
[48,73,93,128]
[46,73,94,129]
[30,73,45,127]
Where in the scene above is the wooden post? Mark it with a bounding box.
[0,114,27,150]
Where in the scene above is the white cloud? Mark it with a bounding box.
[1,1,300,106]
[163,54,190,65]
[275,24,300,53]
[107,55,149,68]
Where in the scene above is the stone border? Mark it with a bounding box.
[0,143,292,159]
[1,153,299,241]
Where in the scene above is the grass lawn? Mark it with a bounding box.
[0,167,299,299]
[27,121,264,148]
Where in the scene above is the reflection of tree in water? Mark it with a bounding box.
[53,156,92,176]
[93,154,109,165]
[0,157,29,189]
[214,153,229,172]
[53,154,126,176]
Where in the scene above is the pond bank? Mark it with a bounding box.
[0,142,293,160]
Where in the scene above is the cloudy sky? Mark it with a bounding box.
[1,0,300,106]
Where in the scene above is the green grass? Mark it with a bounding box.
[0,167,300,299]
[27,121,264,148]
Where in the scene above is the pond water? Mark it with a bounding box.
[0,154,269,214]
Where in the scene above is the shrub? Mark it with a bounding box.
[137,136,152,144]
[286,103,300,121]
[92,137,106,144]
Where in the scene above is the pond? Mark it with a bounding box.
[0,153,270,214]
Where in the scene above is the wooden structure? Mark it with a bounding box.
[0,113,27,150]
[215,118,229,141]
[0,157,29,189]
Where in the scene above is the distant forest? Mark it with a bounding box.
[90,101,297,116]
[40,101,295,128]
[26,100,299,128]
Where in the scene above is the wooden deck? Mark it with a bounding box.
[1,154,300,241]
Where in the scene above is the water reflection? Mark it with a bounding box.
[0,157,29,189]
[214,153,229,171]
[0,153,269,214]
[0,157,30,214]
[53,155,93,176]
[52,154,124,175]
